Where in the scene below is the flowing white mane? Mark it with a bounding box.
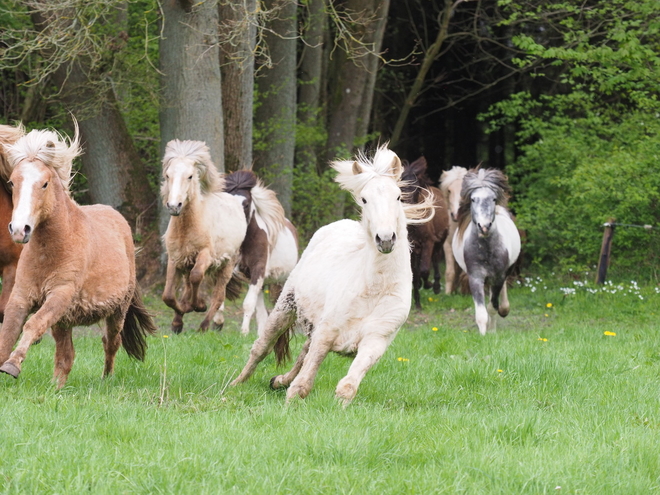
[331,145,435,224]
[0,124,26,181]
[161,139,225,196]
[6,124,80,191]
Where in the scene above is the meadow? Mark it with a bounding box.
[0,276,659,494]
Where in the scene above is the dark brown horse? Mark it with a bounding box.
[401,157,449,309]
[0,126,156,387]
[224,170,298,336]
[0,125,25,321]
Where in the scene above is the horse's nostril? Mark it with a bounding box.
[392,232,396,243]
[24,225,31,236]
[7,223,11,234]
[375,234,381,243]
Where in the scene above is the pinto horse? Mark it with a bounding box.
[0,126,156,387]
[224,170,299,336]
[0,125,26,320]
[401,157,449,309]
[232,146,434,405]
[452,168,521,335]
[161,139,247,333]
[440,166,468,294]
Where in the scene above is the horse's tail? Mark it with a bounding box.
[122,286,157,361]
[225,270,248,301]
[274,325,294,366]
[250,182,286,244]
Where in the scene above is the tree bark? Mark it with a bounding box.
[219,0,257,172]
[159,0,225,168]
[253,0,297,216]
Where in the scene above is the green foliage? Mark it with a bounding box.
[483,0,660,272]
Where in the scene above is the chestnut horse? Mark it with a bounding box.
[401,157,449,309]
[0,126,156,387]
[161,139,247,333]
[0,124,26,321]
[224,170,299,336]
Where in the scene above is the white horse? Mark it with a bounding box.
[440,165,468,294]
[161,139,247,333]
[231,145,434,404]
[224,170,299,336]
[452,168,521,335]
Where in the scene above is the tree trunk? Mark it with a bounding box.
[295,0,326,171]
[159,0,225,168]
[325,0,388,161]
[253,0,297,216]
[219,0,257,172]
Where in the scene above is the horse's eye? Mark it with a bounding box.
[42,182,48,189]
[7,181,12,189]
[362,198,367,204]
[188,175,193,180]
[397,195,401,201]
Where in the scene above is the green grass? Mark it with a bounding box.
[1,278,660,494]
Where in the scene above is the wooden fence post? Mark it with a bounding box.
[596,219,615,284]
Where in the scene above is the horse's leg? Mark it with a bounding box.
[189,248,213,312]
[468,276,488,336]
[419,240,433,291]
[255,290,269,337]
[335,335,390,406]
[199,260,233,332]
[102,312,123,378]
[212,302,225,331]
[431,242,442,294]
[496,281,510,317]
[486,285,498,333]
[411,252,422,310]
[162,259,185,334]
[0,263,18,322]
[286,328,335,401]
[241,276,264,335]
[52,324,75,389]
[231,304,296,385]
[443,235,456,295]
[270,337,311,389]
[0,297,29,364]
[0,287,74,378]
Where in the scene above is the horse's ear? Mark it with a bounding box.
[390,155,403,178]
[352,161,363,175]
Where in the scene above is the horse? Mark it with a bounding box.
[224,170,299,336]
[401,156,449,309]
[440,165,468,295]
[161,139,247,334]
[231,145,434,405]
[0,124,26,321]
[452,168,521,335]
[0,125,157,387]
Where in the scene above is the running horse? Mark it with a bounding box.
[0,124,26,320]
[0,124,156,387]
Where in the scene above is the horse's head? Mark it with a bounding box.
[440,166,467,223]
[459,168,510,238]
[161,140,222,216]
[6,127,78,243]
[333,146,407,254]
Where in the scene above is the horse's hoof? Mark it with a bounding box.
[270,376,286,390]
[0,361,20,378]
[212,322,224,332]
[194,303,207,313]
[433,284,441,294]
[171,323,184,334]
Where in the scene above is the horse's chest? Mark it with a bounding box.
[465,237,508,273]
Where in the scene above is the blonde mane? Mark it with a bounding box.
[331,145,435,224]
[6,123,80,191]
[440,166,468,196]
[161,139,225,198]
[0,124,26,182]
[251,181,286,244]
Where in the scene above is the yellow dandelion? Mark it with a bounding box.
[264,289,270,294]
[432,327,438,332]
[538,337,548,342]
[546,303,553,308]
[544,313,549,317]
[497,369,503,373]
[397,357,409,362]
[604,331,617,336]
[163,335,169,339]
[428,297,434,302]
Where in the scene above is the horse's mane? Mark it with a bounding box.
[401,156,434,204]
[332,145,435,224]
[440,166,468,195]
[225,169,286,242]
[0,123,26,182]
[6,123,80,191]
[161,139,225,196]
[456,168,511,239]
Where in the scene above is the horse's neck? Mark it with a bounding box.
[170,194,203,235]
[32,188,79,246]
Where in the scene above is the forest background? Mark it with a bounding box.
[0,0,659,283]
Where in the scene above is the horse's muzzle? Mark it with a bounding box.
[166,203,182,216]
[376,232,396,254]
[8,223,31,243]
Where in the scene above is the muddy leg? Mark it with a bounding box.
[286,329,335,401]
[200,260,233,332]
[52,325,75,389]
[162,259,185,333]
[335,336,390,405]
[270,338,311,389]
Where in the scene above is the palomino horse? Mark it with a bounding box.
[0,125,26,321]
[401,157,449,309]
[224,170,299,336]
[440,166,468,295]
[452,168,521,335]
[161,139,247,333]
[232,146,434,405]
[0,126,156,387]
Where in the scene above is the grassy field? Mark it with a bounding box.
[0,276,659,494]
